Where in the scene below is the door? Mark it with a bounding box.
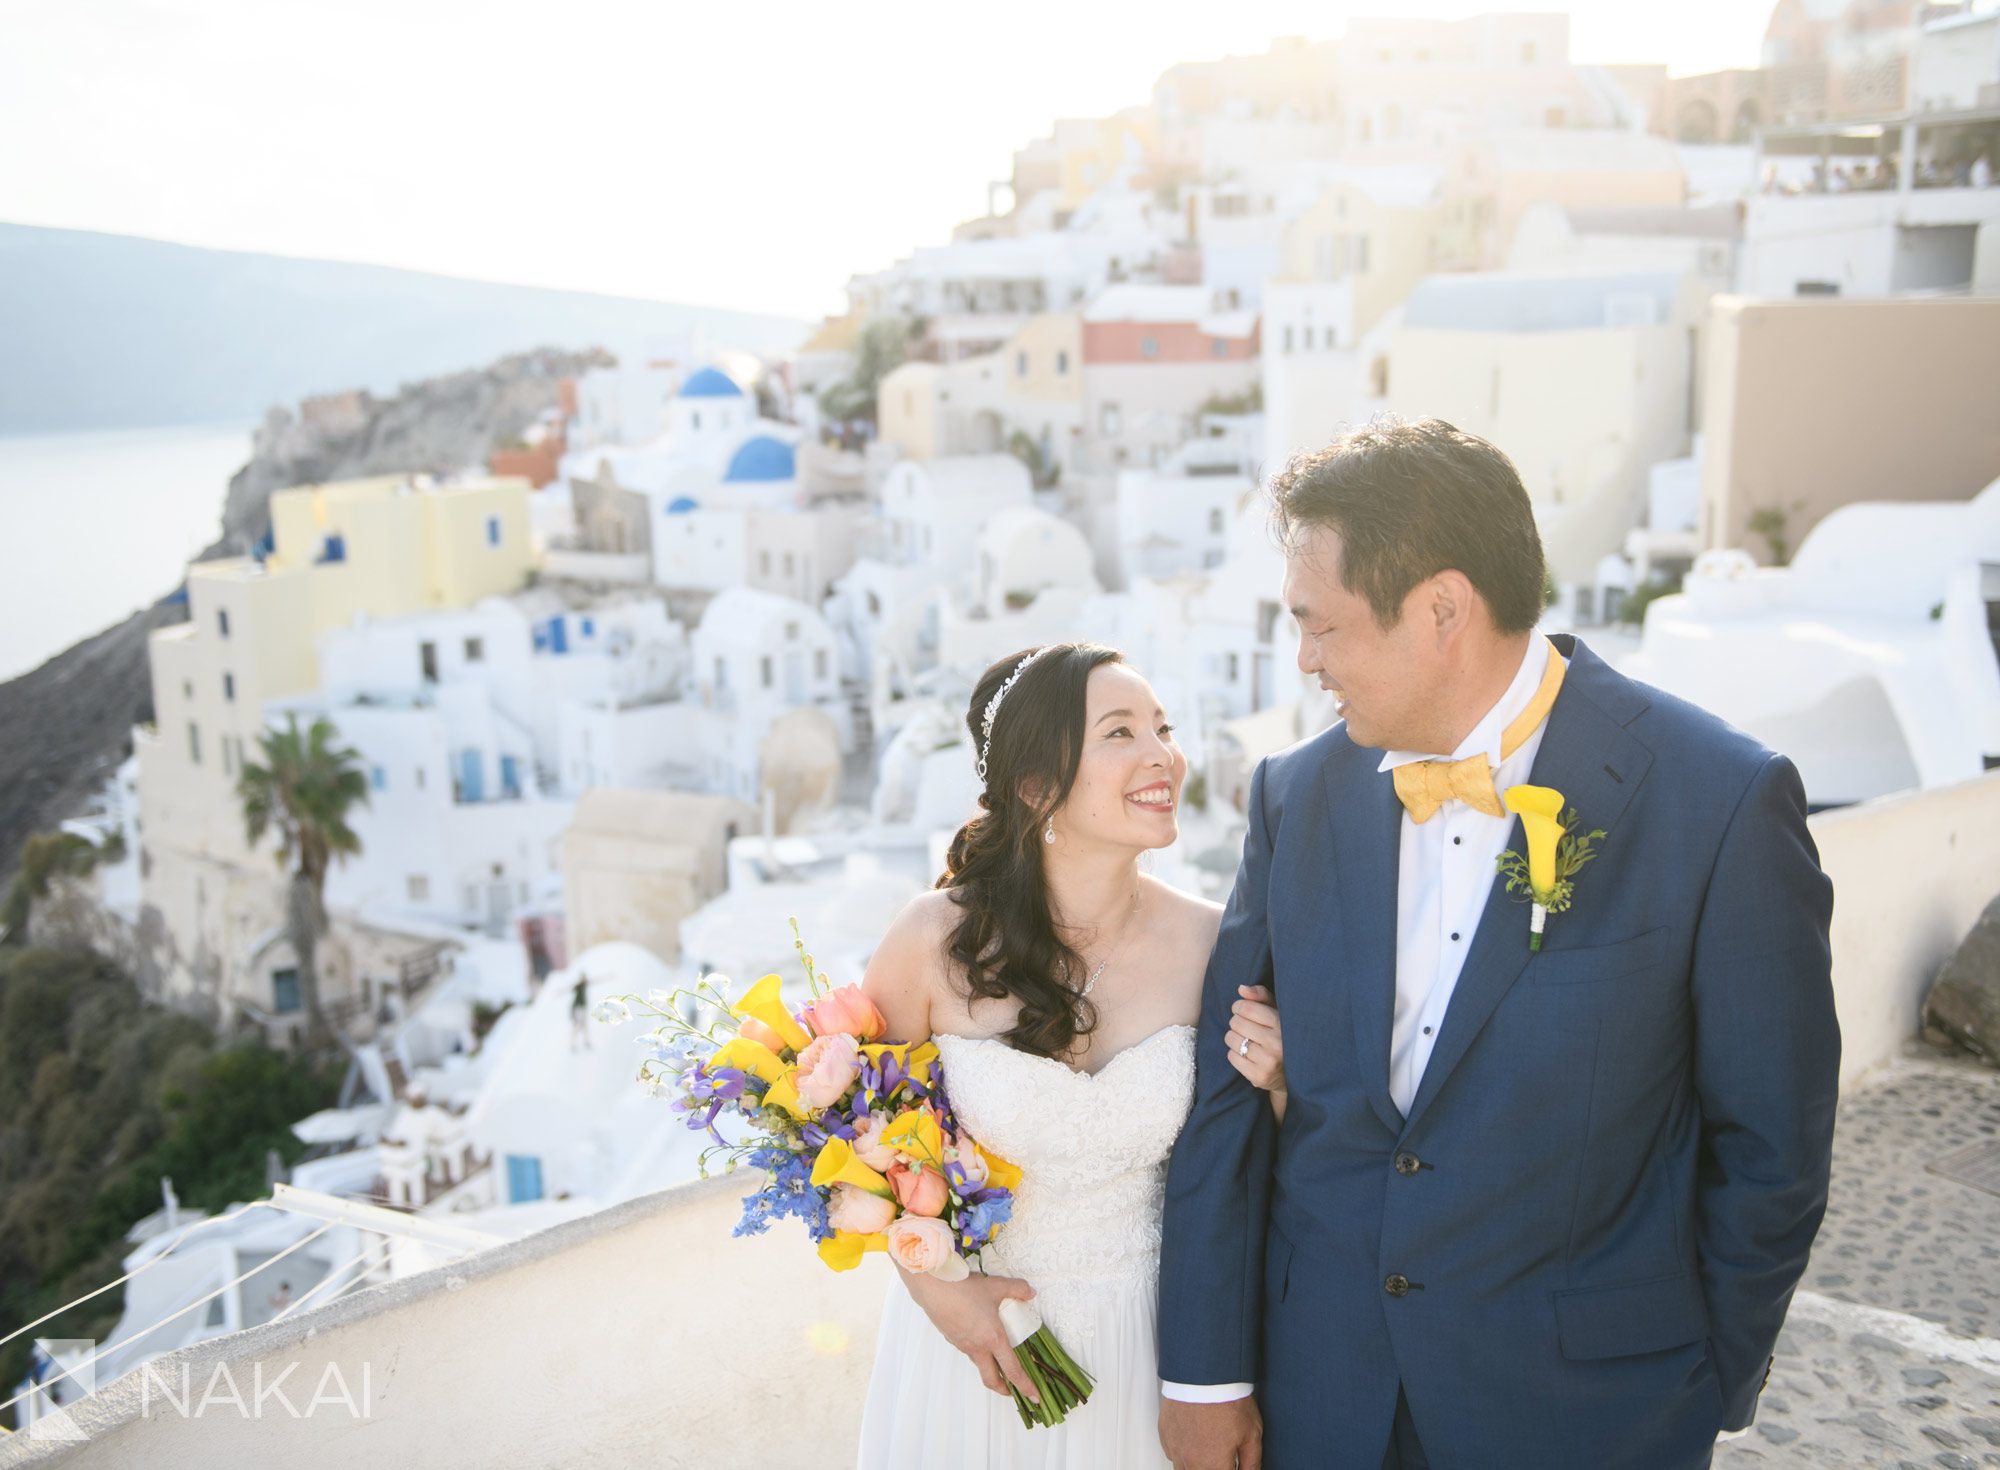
[505,1154,543,1203]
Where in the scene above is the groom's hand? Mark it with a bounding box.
[1160,1396,1262,1470]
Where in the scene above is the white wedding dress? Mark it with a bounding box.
[856,1023,1196,1469]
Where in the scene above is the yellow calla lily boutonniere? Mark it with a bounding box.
[1497,784,1608,951]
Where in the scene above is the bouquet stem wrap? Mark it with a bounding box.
[997,1296,1095,1429]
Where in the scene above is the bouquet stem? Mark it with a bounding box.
[1007,1326,1095,1428]
[996,1296,1093,1429]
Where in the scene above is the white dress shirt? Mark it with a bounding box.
[1161,637,1563,1405]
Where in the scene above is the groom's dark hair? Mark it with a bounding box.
[1269,415,1547,635]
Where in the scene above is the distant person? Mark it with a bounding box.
[1973,151,1994,190]
[570,971,592,1051]
[267,1280,292,1313]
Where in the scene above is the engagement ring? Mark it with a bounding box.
[1239,1037,1251,1057]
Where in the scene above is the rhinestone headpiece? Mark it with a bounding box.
[976,646,1054,785]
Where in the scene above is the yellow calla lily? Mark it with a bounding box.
[906,1041,940,1088]
[762,1069,810,1120]
[809,1137,895,1198]
[709,1037,788,1086]
[1503,784,1567,897]
[976,1144,1023,1194]
[817,1230,888,1272]
[880,1107,945,1166]
[730,973,813,1053]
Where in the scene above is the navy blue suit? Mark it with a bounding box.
[1159,636,1839,1468]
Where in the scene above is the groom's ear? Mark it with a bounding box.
[1426,569,1478,647]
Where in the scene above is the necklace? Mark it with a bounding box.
[1067,887,1141,999]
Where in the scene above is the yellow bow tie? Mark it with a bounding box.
[1391,639,1567,825]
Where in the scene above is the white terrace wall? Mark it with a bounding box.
[1808,769,2000,1089]
[7,1179,885,1470]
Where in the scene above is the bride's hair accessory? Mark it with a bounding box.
[977,646,1053,784]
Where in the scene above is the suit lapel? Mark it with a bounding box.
[1399,638,1654,1135]
[1326,749,1405,1135]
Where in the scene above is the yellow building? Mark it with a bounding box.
[1275,174,1480,343]
[1386,271,1709,587]
[877,314,1084,468]
[134,473,535,1019]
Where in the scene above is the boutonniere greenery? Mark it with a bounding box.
[1496,784,1606,952]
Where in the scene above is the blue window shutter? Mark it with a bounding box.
[458,749,484,802]
[549,617,568,655]
[486,515,502,547]
[500,755,521,798]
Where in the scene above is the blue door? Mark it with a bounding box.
[457,749,484,802]
[548,616,568,655]
[505,1154,543,1203]
[500,754,521,798]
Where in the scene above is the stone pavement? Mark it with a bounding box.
[1717,1048,2000,1469]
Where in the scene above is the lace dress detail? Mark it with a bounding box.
[856,1024,1197,1469]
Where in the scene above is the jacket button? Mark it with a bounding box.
[1394,1153,1421,1176]
[1385,1274,1410,1298]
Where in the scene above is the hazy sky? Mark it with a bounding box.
[4,0,1776,320]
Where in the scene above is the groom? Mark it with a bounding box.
[1157,417,1839,1469]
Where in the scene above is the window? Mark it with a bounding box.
[272,967,301,1014]
[218,608,230,638]
[407,874,429,902]
[415,766,427,791]
[1209,508,1225,534]
[222,738,234,778]
[581,618,594,636]
[1140,336,1159,359]
[1016,351,1028,377]
[420,641,439,682]
[1211,338,1228,358]
[465,636,484,663]
[371,765,387,791]
[814,649,828,679]
[1284,324,1295,352]
[1056,349,1069,374]
[782,552,796,577]
[759,550,772,576]
[188,722,201,765]
[1302,326,1315,350]
[691,410,702,431]
[1100,403,1122,436]
[760,656,774,689]
[222,671,235,702]
[1226,652,1241,681]
[182,679,193,700]
[785,621,799,638]
[485,515,502,547]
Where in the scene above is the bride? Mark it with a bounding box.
[855,642,1288,1469]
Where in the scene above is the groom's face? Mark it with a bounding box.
[1283,525,1435,752]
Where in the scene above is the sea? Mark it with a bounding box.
[0,422,253,681]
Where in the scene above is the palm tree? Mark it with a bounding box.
[238,714,370,1051]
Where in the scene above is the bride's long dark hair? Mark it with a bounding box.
[938,642,1125,1060]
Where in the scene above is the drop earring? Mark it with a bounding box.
[1044,818,1056,845]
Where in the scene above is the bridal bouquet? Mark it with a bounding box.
[597,923,1095,1428]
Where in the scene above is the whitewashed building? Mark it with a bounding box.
[1622,477,2000,807]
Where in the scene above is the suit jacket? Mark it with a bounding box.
[1158,635,1839,1469]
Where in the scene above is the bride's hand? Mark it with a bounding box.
[897,1264,1043,1406]
[1225,985,1286,1094]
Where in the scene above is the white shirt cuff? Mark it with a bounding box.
[1160,1379,1255,1403]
